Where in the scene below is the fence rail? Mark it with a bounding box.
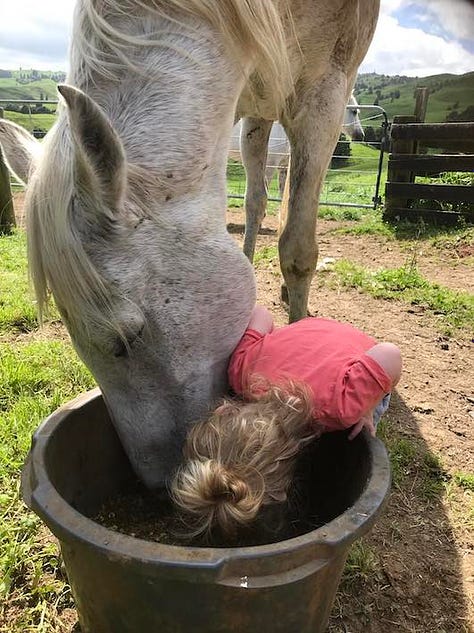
[384,116,474,223]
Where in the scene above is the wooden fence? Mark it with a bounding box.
[384,116,474,223]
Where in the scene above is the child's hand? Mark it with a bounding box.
[348,410,376,440]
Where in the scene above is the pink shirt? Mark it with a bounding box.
[228,317,392,431]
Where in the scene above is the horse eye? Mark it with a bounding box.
[113,325,145,358]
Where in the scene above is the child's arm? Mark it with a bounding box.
[247,305,274,335]
[365,342,402,388]
[347,343,401,440]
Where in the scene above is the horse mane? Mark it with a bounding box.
[26,121,117,336]
[27,0,294,335]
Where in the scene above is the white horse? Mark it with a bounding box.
[229,92,364,194]
[0,0,379,489]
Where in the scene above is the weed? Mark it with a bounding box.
[419,452,447,500]
[453,472,474,492]
[334,214,393,236]
[330,260,474,334]
[254,245,279,266]
[319,206,364,222]
[341,540,380,588]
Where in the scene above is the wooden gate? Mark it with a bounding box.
[384,116,474,223]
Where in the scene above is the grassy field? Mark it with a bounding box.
[1,111,57,134]
[0,78,59,102]
[0,69,63,102]
[228,141,387,216]
[0,230,95,632]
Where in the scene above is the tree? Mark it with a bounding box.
[331,133,352,168]
[364,126,376,144]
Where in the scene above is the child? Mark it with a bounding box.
[171,306,402,540]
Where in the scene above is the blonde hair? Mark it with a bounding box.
[171,383,322,540]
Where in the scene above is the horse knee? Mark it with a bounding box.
[279,231,318,283]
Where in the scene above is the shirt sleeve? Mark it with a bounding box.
[329,353,392,427]
[227,329,264,395]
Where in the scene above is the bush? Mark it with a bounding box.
[331,133,352,168]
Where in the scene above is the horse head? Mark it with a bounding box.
[342,92,365,142]
[0,85,256,489]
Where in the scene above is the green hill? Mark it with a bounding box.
[355,71,474,123]
[0,70,63,133]
[0,68,472,131]
[0,69,64,101]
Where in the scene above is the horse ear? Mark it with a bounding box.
[0,119,42,184]
[58,84,126,210]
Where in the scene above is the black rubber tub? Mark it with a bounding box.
[22,388,391,633]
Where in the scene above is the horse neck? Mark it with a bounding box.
[69,14,246,195]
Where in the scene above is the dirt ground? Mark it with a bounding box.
[10,193,474,631]
[228,206,473,633]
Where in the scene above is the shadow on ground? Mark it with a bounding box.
[329,390,470,633]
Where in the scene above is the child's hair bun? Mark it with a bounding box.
[172,459,264,537]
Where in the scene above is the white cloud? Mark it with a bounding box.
[413,0,474,41]
[360,5,474,76]
[0,0,473,77]
[0,0,75,70]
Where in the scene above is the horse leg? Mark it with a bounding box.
[278,160,288,197]
[279,77,348,322]
[240,117,273,262]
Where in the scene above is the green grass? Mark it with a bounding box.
[335,213,474,245]
[0,225,95,631]
[453,472,474,492]
[0,340,95,631]
[0,231,38,332]
[3,111,57,134]
[319,206,365,221]
[429,225,474,253]
[378,419,472,505]
[341,540,380,588]
[330,210,394,236]
[331,260,474,335]
[254,245,279,266]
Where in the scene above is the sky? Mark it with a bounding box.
[0,0,473,77]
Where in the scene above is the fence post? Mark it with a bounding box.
[0,147,16,234]
[0,109,16,234]
[414,87,429,123]
[384,115,417,220]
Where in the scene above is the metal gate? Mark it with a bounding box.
[227,105,389,211]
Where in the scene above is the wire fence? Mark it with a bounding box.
[227,105,389,210]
